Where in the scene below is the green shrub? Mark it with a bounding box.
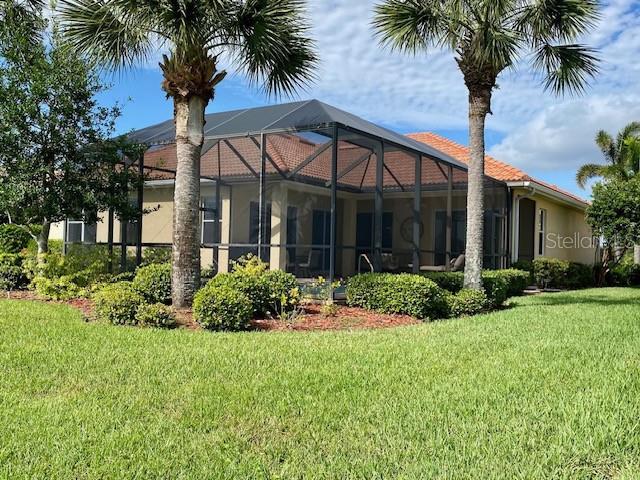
[132,263,171,304]
[263,269,299,315]
[423,269,529,304]
[533,257,569,289]
[447,289,488,317]
[565,262,595,289]
[93,282,145,325]
[228,255,271,315]
[0,224,31,254]
[346,273,449,320]
[481,271,510,307]
[610,258,640,286]
[135,302,176,328]
[193,283,253,331]
[491,269,530,298]
[142,247,172,265]
[512,260,533,274]
[207,255,292,317]
[532,258,593,289]
[31,275,83,300]
[0,254,27,291]
[421,271,464,293]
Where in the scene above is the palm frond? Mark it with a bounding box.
[226,0,318,97]
[576,163,611,188]
[532,43,599,95]
[57,0,155,70]
[372,0,447,53]
[518,0,600,43]
[595,130,615,164]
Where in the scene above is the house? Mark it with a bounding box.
[50,100,597,280]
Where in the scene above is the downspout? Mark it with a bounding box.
[511,182,537,263]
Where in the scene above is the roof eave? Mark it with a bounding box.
[506,180,589,210]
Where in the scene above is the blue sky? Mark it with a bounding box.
[97,0,640,200]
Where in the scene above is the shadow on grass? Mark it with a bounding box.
[510,287,640,309]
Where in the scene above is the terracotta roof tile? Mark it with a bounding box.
[406,132,588,206]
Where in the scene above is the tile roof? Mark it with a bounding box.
[406,132,588,207]
[142,130,587,207]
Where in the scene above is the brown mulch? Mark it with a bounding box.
[2,290,95,319]
[2,292,419,332]
[250,304,419,332]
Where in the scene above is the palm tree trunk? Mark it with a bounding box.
[172,96,205,308]
[37,220,50,265]
[463,87,491,290]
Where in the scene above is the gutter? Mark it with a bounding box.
[506,180,588,210]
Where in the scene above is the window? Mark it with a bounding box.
[538,208,547,256]
[66,216,97,244]
[201,197,218,244]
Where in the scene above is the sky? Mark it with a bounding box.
[97,0,640,200]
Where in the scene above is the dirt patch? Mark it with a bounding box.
[1,292,420,332]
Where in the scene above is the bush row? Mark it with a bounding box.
[347,269,530,319]
[346,273,449,320]
[421,269,530,306]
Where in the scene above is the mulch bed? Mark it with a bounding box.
[1,292,420,332]
[250,304,419,331]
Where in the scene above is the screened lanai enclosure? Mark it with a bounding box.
[104,100,509,282]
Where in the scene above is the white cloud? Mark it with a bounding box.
[488,94,640,171]
[285,0,639,135]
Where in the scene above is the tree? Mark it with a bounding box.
[586,177,640,283]
[0,15,144,259]
[577,122,640,187]
[576,121,640,264]
[57,0,318,308]
[373,0,599,289]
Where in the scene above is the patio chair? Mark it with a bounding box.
[298,250,322,278]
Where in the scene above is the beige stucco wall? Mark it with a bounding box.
[513,187,597,265]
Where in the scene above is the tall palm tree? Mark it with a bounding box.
[373,0,599,289]
[577,121,640,263]
[57,0,318,307]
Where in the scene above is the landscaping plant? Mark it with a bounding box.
[92,282,145,325]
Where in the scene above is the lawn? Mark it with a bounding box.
[1,288,639,478]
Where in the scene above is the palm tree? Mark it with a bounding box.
[577,121,640,263]
[57,0,318,307]
[576,122,640,187]
[373,0,599,289]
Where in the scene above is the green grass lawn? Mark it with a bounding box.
[1,288,640,478]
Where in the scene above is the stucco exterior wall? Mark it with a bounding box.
[513,187,597,265]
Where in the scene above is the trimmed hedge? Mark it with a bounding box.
[346,273,449,320]
[132,263,171,304]
[0,224,31,254]
[421,271,464,293]
[136,303,176,328]
[423,269,530,306]
[447,289,488,317]
[93,282,145,325]
[193,282,253,331]
[533,258,594,289]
